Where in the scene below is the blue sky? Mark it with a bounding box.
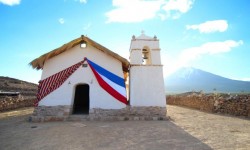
[0,0,250,83]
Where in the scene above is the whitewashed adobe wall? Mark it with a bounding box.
[39,44,126,109]
[129,33,166,107]
[130,38,162,65]
[129,66,166,106]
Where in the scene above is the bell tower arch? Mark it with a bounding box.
[129,32,166,107]
[142,46,151,65]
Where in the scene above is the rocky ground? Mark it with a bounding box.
[167,105,250,150]
[0,106,249,150]
[0,76,37,97]
[0,76,37,111]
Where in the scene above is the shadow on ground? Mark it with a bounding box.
[0,109,211,150]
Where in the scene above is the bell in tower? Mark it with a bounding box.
[142,48,150,65]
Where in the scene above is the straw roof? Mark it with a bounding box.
[30,35,130,72]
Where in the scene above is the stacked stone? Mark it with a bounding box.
[31,105,70,122]
[0,95,35,112]
[167,93,250,118]
[167,93,214,112]
[88,106,167,121]
[31,106,168,122]
[214,95,250,117]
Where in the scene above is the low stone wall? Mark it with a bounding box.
[167,92,250,118]
[31,105,71,122]
[0,95,35,112]
[30,105,167,122]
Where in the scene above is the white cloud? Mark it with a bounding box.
[0,0,20,6]
[240,78,250,81]
[189,40,242,54]
[79,0,87,4]
[58,18,65,24]
[164,40,243,76]
[106,0,162,23]
[106,0,195,23]
[163,0,194,14]
[233,77,250,81]
[186,20,228,33]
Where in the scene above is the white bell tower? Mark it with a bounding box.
[129,31,166,107]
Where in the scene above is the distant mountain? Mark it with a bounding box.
[165,67,250,93]
[0,76,38,97]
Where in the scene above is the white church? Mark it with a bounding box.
[30,32,166,121]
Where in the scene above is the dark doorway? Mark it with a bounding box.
[73,84,89,114]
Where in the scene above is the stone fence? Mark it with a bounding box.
[31,106,168,122]
[0,95,35,112]
[167,92,250,118]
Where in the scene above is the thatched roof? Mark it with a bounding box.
[30,35,130,72]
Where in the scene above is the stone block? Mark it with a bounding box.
[138,116,143,120]
[31,105,169,122]
[117,117,125,121]
[152,117,158,121]
[31,116,44,122]
[133,117,139,121]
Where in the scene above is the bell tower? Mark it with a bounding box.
[129,32,166,107]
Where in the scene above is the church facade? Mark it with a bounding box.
[30,32,166,121]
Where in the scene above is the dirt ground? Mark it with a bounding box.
[0,106,249,150]
[167,105,250,150]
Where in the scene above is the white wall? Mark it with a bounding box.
[151,50,162,65]
[130,38,161,65]
[129,66,166,107]
[130,40,159,50]
[130,49,142,64]
[39,44,126,109]
[129,34,166,107]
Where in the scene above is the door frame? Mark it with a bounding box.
[71,83,90,114]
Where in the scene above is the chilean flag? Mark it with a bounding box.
[86,58,128,105]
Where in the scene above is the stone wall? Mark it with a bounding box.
[167,92,250,118]
[30,105,168,122]
[0,95,35,112]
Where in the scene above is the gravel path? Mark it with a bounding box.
[0,106,249,150]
